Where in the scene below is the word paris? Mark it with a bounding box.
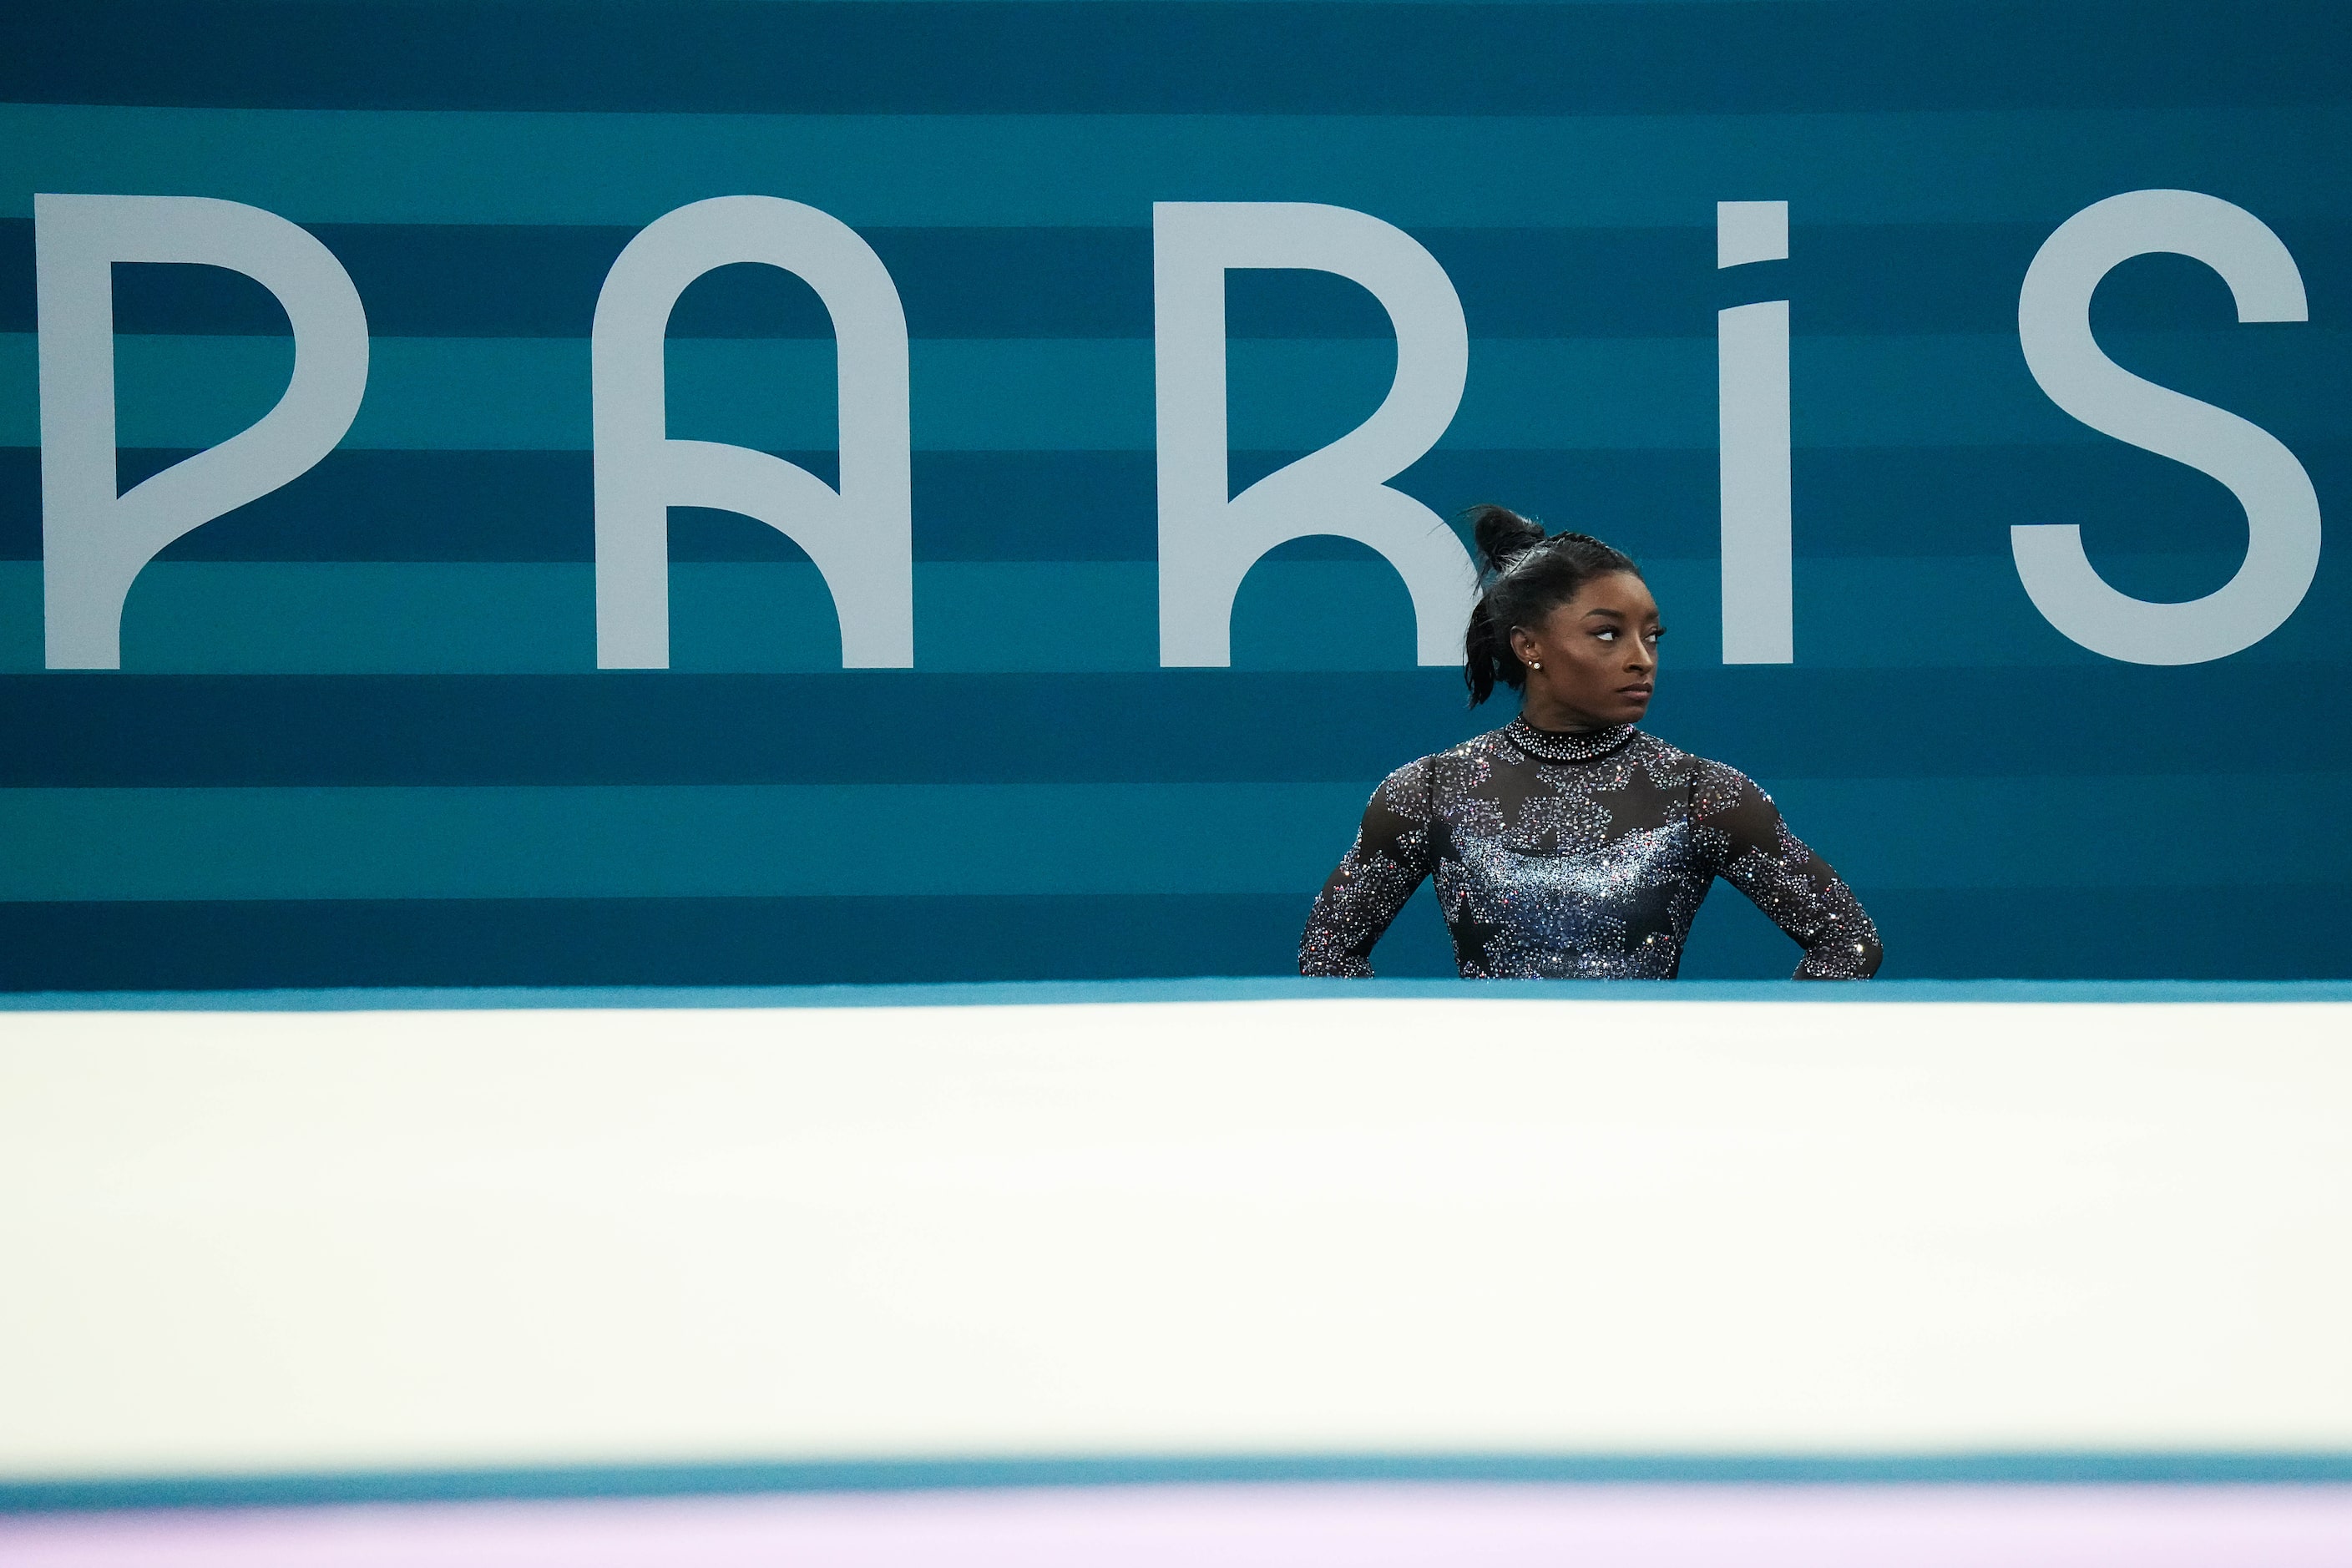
[33,190,2319,671]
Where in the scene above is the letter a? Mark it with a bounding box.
[594,196,912,668]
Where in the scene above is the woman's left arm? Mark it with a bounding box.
[1693,765,1884,980]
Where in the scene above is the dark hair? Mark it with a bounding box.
[1461,504,1641,706]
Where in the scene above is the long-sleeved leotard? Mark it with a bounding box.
[1299,716,1881,979]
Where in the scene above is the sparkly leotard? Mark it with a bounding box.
[1299,716,1882,979]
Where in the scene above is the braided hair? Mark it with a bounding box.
[1460,504,1641,706]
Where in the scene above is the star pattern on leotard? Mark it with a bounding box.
[1299,726,1884,981]
[1585,765,1688,847]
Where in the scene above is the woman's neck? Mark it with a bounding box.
[1517,695,1609,734]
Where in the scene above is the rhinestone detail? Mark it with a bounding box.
[1503,716,1636,764]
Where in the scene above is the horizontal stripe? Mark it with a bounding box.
[6,330,2340,451]
[8,104,2352,229]
[0,782,1367,899]
[0,670,1505,787]
[0,772,2339,900]
[0,894,1345,988]
[5,559,1360,673]
[9,1452,2352,1512]
[3,2,2339,115]
[1808,884,2352,982]
[8,445,2341,565]
[13,219,2344,341]
[1768,554,2352,670]
[18,978,2352,1012]
[0,882,2343,988]
[0,550,2343,672]
[1770,774,2352,888]
[3,667,2349,787]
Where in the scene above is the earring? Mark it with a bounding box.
[1528,660,1542,670]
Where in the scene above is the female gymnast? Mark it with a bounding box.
[1299,506,1882,979]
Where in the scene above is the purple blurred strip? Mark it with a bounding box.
[6,1485,2352,1566]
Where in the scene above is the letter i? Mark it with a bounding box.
[1717,200,1791,664]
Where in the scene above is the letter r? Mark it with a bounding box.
[1153,202,1476,667]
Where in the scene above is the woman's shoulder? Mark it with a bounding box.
[1629,731,1768,810]
[1386,726,1515,771]
[1366,729,1512,807]
[1364,751,1436,816]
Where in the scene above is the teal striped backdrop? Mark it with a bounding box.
[1,2,2345,984]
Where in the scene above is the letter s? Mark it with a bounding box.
[2013,190,2319,665]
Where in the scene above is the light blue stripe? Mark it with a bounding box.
[1785,556,2349,670]
[0,560,1408,673]
[1760,773,2352,892]
[1,554,2336,676]
[1592,557,2347,672]
[0,774,2341,902]
[10,979,2352,1014]
[110,561,592,673]
[8,331,2337,453]
[8,104,2350,227]
[0,782,1368,900]
[4,1449,2351,1513]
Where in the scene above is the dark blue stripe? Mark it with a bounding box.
[1,2,2341,115]
[0,671,1494,784]
[0,893,1336,989]
[0,882,2340,991]
[8,220,2347,341]
[9,444,2344,564]
[1,666,2349,787]
[1685,883,2352,983]
[8,1449,2352,1512]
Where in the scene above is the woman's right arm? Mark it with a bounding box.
[1298,760,1439,978]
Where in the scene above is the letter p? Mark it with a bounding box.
[36,195,369,669]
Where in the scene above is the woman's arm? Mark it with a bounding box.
[1693,765,1883,979]
[1299,761,1439,978]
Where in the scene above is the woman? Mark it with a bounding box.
[1299,506,1881,980]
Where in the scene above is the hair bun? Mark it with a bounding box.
[1464,503,1547,574]
[1458,509,1641,709]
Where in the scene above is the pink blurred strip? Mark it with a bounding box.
[5,1485,2352,1567]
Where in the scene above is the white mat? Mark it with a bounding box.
[3,997,2348,1477]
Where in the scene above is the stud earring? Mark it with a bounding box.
[1528,660,1542,670]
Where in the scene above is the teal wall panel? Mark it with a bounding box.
[1,0,2344,984]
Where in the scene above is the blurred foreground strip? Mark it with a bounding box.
[6,1485,2352,1566]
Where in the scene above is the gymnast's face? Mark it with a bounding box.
[1508,571,1662,731]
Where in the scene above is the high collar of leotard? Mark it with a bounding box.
[1503,715,1637,764]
